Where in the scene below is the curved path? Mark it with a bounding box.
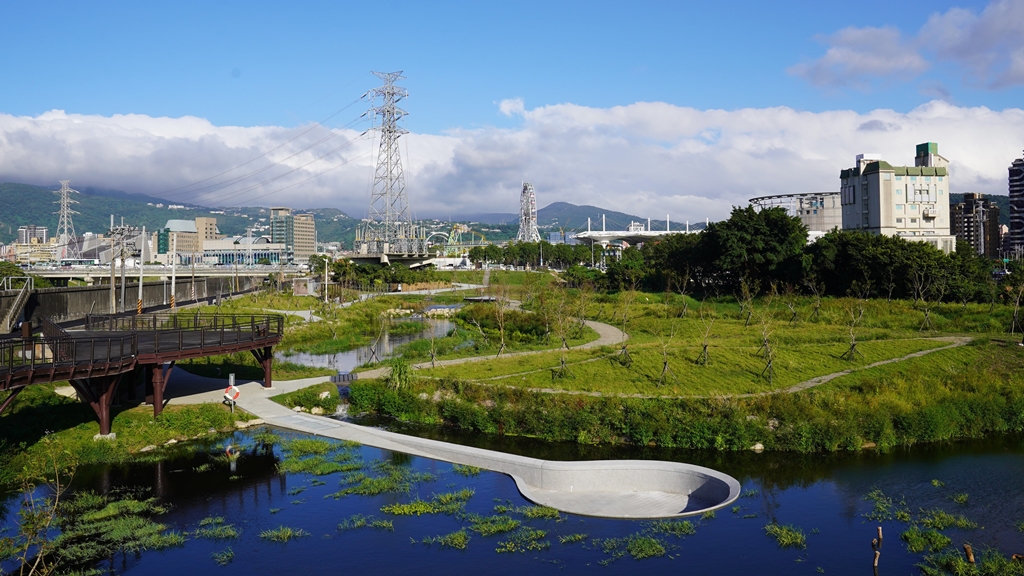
[357,319,626,379]
[163,368,738,518]
[508,336,973,400]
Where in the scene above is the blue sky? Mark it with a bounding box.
[1,0,1013,132]
[1,0,1022,220]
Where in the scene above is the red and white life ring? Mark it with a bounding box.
[223,385,240,402]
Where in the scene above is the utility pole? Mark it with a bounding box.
[138,226,145,314]
[119,218,127,313]
[109,215,116,314]
[170,234,177,308]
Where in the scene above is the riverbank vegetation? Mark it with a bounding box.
[0,382,251,487]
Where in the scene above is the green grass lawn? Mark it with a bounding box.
[416,337,949,396]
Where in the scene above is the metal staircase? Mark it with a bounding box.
[1,277,33,334]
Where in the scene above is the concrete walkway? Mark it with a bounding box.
[162,368,738,519]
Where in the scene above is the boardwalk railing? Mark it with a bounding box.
[84,313,284,336]
[0,333,137,375]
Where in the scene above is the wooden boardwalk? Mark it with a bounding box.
[0,312,283,434]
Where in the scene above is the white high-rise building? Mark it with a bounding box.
[839,142,957,254]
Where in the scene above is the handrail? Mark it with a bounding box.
[0,333,137,375]
[38,315,70,340]
[84,313,284,336]
[1,281,34,333]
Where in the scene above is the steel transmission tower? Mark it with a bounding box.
[355,71,427,259]
[54,180,81,260]
[516,182,541,243]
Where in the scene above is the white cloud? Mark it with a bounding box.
[791,0,1024,90]
[1,101,1023,228]
[498,98,525,117]
[788,26,929,88]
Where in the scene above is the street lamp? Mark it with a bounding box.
[233,238,240,293]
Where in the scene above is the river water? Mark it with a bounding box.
[273,316,455,371]
[32,428,1024,575]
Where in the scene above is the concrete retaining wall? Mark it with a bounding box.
[0,276,260,327]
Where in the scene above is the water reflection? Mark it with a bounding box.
[274,318,454,371]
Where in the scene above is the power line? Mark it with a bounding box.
[153,97,363,198]
[171,113,368,203]
[190,133,370,207]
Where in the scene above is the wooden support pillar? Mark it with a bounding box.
[151,365,164,416]
[0,387,25,415]
[250,346,273,388]
[150,361,175,417]
[71,375,124,436]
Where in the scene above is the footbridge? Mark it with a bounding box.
[0,313,283,435]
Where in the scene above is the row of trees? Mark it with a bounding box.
[467,241,594,269]
[599,206,1005,304]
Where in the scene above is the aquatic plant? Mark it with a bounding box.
[281,438,337,456]
[381,489,474,516]
[422,530,470,550]
[919,548,1024,576]
[701,510,716,520]
[286,486,306,496]
[558,533,588,544]
[278,455,349,476]
[763,523,807,549]
[194,516,239,540]
[211,547,234,566]
[496,527,549,553]
[626,536,666,559]
[465,514,520,536]
[901,526,951,553]
[451,464,482,476]
[649,520,696,537]
[918,509,977,530]
[259,526,310,542]
[516,505,561,520]
[950,493,969,505]
[337,514,394,532]
[931,479,945,487]
[742,489,759,498]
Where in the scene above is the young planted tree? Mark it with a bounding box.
[918,271,947,332]
[840,300,866,361]
[550,287,575,380]
[367,312,386,364]
[695,301,715,366]
[755,287,778,384]
[616,289,637,368]
[670,269,692,318]
[738,279,757,327]
[803,277,824,321]
[654,305,679,387]
[1009,281,1024,343]
[573,280,594,339]
[491,281,511,357]
[783,284,799,325]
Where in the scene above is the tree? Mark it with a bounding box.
[697,206,807,293]
[491,281,511,357]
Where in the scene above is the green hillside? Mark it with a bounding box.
[0,182,359,246]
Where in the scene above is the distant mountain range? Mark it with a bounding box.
[461,201,691,233]
[0,182,692,247]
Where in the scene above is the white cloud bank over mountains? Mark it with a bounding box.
[1,100,1022,224]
